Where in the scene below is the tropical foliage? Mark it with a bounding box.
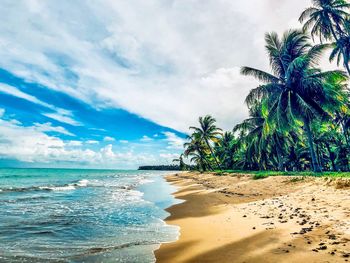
[175,1,350,173]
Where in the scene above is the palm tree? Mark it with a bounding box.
[173,154,186,171]
[184,133,213,171]
[241,29,348,172]
[233,101,287,171]
[299,0,350,74]
[190,115,223,171]
[330,20,350,75]
[215,132,237,169]
[189,153,209,172]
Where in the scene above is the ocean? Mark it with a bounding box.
[0,169,180,262]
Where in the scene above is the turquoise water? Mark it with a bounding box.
[0,169,179,262]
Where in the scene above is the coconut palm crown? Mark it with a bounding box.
[189,115,223,170]
[241,29,348,172]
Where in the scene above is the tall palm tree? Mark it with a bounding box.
[190,115,223,171]
[299,0,350,74]
[241,29,348,172]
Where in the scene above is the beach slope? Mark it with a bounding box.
[155,172,350,263]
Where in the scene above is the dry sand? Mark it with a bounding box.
[155,172,350,263]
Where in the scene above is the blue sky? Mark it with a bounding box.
[0,0,307,168]
[0,68,186,168]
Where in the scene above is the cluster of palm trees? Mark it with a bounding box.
[176,0,350,173]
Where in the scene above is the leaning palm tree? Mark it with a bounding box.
[299,0,350,74]
[190,115,223,171]
[241,29,348,172]
[184,133,213,171]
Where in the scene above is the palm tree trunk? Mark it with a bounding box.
[339,122,350,169]
[340,122,350,148]
[304,118,322,173]
[343,60,350,76]
[276,146,284,171]
[330,24,339,42]
[202,156,214,171]
[274,136,284,171]
[325,143,337,171]
[204,138,222,171]
[316,144,325,170]
[273,134,284,171]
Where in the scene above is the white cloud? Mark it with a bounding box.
[159,153,179,161]
[140,135,153,142]
[162,132,186,150]
[100,144,115,159]
[86,140,99,144]
[42,112,81,126]
[0,114,172,168]
[89,127,107,132]
[103,136,115,141]
[66,140,83,147]
[0,108,4,118]
[34,122,75,136]
[0,83,81,126]
[0,0,309,132]
[119,140,128,144]
[0,83,52,108]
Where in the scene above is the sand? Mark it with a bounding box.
[155,172,350,263]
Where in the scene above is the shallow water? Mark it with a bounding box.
[0,169,179,262]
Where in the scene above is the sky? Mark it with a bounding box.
[0,0,311,168]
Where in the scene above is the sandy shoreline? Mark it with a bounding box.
[155,172,350,263]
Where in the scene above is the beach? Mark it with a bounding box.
[155,172,350,263]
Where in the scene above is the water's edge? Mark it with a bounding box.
[149,173,184,261]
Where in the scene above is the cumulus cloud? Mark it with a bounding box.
[66,140,83,147]
[0,113,173,167]
[86,140,99,144]
[163,131,186,150]
[0,0,309,132]
[103,136,115,141]
[140,135,153,142]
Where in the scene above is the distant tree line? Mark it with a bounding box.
[138,165,182,171]
[138,164,196,171]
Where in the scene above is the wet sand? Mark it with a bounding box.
[155,172,350,263]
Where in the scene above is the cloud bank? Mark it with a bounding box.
[0,0,308,132]
[0,109,180,168]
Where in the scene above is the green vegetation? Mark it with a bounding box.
[138,165,181,171]
[176,0,350,175]
[216,170,350,179]
[216,170,350,176]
